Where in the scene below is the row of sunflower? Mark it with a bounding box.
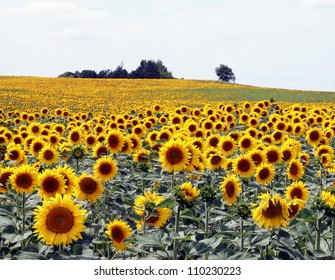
[1,99,335,259]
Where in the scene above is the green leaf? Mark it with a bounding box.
[189,236,223,256]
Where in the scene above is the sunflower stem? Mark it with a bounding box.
[205,201,210,235]
[171,172,175,190]
[21,193,26,248]
[173,204,181,260]
[240,219,244,252]
[315,218,321,252]
[75,158,79,174]
[332,219,335,256]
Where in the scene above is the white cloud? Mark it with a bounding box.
[1,1,110,20]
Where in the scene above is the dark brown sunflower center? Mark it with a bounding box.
[46,207,74,233]
[71,131,80,142]
[108,135,120,148]
[209,138,219,147]
[33,142,43,153]
[166,148,184,164]
[259,168,270,180]
[87,136,95,145]
[16,174,33,189]
[222,141,233,151]
[79,177,97,194]
[266,151,279,163]
[262,200,282,219]
[111,226,125,242]
[288,204,300,219]
[99,163,112,175]
[32,126,39,133]
[238,159,251,172]
[225,181,236,198]
[43,177,60,193]
[9,150,19,160]
[290,188,303,199]
[251,154,262,166]
[97,147,108,157]
[43,150,54,161]
[189,125,196,132]
[289,163,299,175]
[241,139,251,148]
[282,150,292,161]
[210,155,222,165]
[0,172,13,189]
[309,131,320,141]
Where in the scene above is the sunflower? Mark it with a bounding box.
[38,169,66,200]
[92,143,109,158]
[218,135,237,156]
[29,137,47,156]
[55,165,77,195]
[249,149,266,167]
[74,173,103,203]
[252,193,289,230]
[255,163,275,185]
[84,134,98,148]
[120,136,134,154]
[264,145,283,165]
[33,193,87,247]
[105,130,125,154]
[315,144,334,159]
[0,167,14,193]
[220,174,241,206]
[134,191,172,228]
[28,122,42,136]
[306,127,323,147]
[105,219,133,251]
[206,153,225,170]
[287,159,305,181]
[177,182,200,203]
[68,127,83,145]
[285,181,309,204]
[287,198,305,220]
[129,134,142,152]
[9,164,39,194]
[321,191,335,209]
[93,156,118,181]
[38,145,59,166]
[206,134,220,149]
[233,154,255,178]
[4,144,26,166]
[238,134,256,152]
[133,149,150,164]
[159,140,190,173]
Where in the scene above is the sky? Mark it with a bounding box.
[0,0,334,91]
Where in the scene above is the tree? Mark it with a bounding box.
[215,64,235,82]
[80,70,97,78]
[156,59,173,79]
[58,71,75,78]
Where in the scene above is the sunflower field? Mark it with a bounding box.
[1,76,335,260]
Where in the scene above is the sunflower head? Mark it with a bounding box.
[33,193,87,246]
[176,182,200,207]
[71,145,86,160]
[93,156,118,181]
[220,174,242,206]
[105,219,133,251]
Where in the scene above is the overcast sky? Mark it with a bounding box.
[1,0,334,91]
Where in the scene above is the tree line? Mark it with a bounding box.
[58,59,174,79]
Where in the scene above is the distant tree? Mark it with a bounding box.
[80,70,97,78]
[58,71,75,78]
[156,59,173,79]
[215,64,235,82]
[130,60,161,79]
[112,65,129,78]
[97,69,112,78]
